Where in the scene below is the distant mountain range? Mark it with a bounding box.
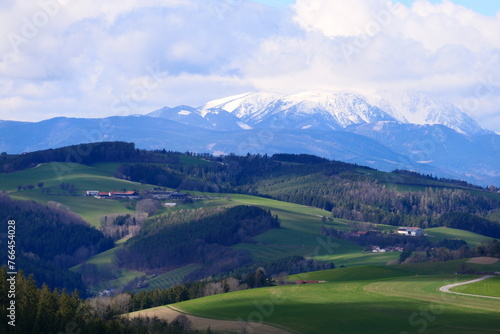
[1,90,498,186]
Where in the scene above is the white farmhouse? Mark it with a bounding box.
[397,227,423,237]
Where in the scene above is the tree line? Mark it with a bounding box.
[437,212,500,238]
[403,239,500,265]
[0,142,190,173]
[0,268,203,334]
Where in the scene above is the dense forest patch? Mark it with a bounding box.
[0,194,113,293]
[115,206,280,273]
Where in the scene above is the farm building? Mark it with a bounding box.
[92,191,139,199]
[164,203,177,207]
[371,246,386,253]
[397,227,423,237]
[149,191,173,199]
[109,191,139,199]
[170,192,188,199]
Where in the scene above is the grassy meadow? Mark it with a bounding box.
[451,276,500,298]
[135,265,500,334]
[425,227,496,247]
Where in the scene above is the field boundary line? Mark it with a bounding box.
[439,275,500,300]
[167,305,293,334]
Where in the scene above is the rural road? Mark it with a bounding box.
[439,275,500,300]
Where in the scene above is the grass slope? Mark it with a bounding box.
[398,258,500,275]
[2,163,151,226]
[132,276,500,334]
[425,227,496,247]
[451,276,500,298]
[158,266,500,334]
[287,265,413,282]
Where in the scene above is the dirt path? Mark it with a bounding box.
[128,305,292,334]
[439,275,500,300]
[466,257,499,265]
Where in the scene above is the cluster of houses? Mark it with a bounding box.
[371,246,405,253]
[349,227,423,238]
[85,190,139,199]
[85,190,192,202]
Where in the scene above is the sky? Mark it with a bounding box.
[0,0,500,133]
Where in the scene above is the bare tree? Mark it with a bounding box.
[110,293,131,315]
[173,314,193,331]
[87,296,112,319]
[136,199,160,216]
[226,277,241,292]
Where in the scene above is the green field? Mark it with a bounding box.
[157,266,500,334]
[2,162,151,226]
[451,276,500,298]
[398,258,500,275]
[0,162,149,192]
[425,227,496,247]
[287,265,413,282]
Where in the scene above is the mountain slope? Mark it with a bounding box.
[369,91,490,136]
[348,122,500,182]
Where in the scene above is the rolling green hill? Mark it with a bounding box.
[1,144,499,295]
[425,227,496,247]
[451,276,500,298]
[287,265,413,282]
[1,162,151,226]
[130,264,500,334]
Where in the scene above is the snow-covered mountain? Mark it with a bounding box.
[1,90,498,186]
[368,91,490,136]
[192,90,489,136]
[200,91,396,131]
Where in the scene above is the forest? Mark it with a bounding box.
[115,206,280,272]
[0,268,199,334]
[0,195,113,294]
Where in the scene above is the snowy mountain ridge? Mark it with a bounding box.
[151,90,490,136]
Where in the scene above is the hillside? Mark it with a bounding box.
[0,142,499,296]
[129,264,500,334]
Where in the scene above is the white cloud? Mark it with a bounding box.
[0,0,499,132]
[242,0,500,131]
[292,0,406,37]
